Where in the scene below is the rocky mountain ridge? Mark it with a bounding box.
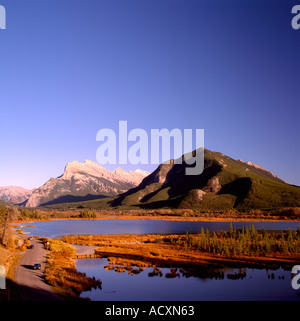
[0,186,32,205]
[109,149,300,210]
[24,160,149,207]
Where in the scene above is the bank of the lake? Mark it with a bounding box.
[12,206,300,226]
[13,214,300,226]
[71,228,300,301]
[63,230,300,270]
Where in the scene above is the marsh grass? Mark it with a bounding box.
[42,238,101,299]
[175,223,300,258]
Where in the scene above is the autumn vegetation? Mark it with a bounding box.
[0,200,300,300]
[12,206,300,223]
[60,223,300,274]
[174,223,300,257]
[41,238,101,299]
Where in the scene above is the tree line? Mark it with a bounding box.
[171,223,300,257]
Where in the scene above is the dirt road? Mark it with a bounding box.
[15,238,61,301]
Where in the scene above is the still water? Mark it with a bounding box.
[18,219,300,301]
[18,219,300,238]
[76,258,299,301]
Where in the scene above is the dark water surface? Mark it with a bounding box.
[18,219,300,238]
[76,258,300,301]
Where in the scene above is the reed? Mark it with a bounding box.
[42,238,101,299]
[174,223,300,257]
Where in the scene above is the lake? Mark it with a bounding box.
[76,258,300,301]
[17,219,300,301]
[17,219,300,238]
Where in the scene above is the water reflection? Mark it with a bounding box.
[18,219,300,238]
[76,258,300,301]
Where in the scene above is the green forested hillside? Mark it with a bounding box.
[44,149,300,212]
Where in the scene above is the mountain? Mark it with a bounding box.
[109,149,300,210]
[0,186,32,205]
[25,160,149,207]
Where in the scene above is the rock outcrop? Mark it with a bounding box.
[25,160,149,207]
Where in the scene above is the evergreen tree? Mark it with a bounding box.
[229,222,233,237]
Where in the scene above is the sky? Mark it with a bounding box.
[0,0,299,189]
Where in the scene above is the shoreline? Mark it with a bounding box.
[11,223,299,300]
[11,215,300,299]
[12,214,300,225]
[64,233,300,271]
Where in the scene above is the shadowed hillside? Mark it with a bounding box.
[108,149,300,211]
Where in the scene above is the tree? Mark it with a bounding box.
[0,202,10,245]
[229,222,233,237]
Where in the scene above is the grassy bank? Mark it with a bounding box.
[41,238,101,299]
[175,223,300,258]
[60,225,300,272]
[13,207,300,224]
[0,229,30,301]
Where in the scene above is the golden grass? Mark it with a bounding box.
[0,231,29,300]
[14,207,300,224]
[42,238,101,299]
[60,234,300,272]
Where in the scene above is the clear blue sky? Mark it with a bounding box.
[0,0,299,189]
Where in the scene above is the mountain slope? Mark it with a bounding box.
[25,160,149,207]
[109,149,300,210]
[0,186,32,205]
